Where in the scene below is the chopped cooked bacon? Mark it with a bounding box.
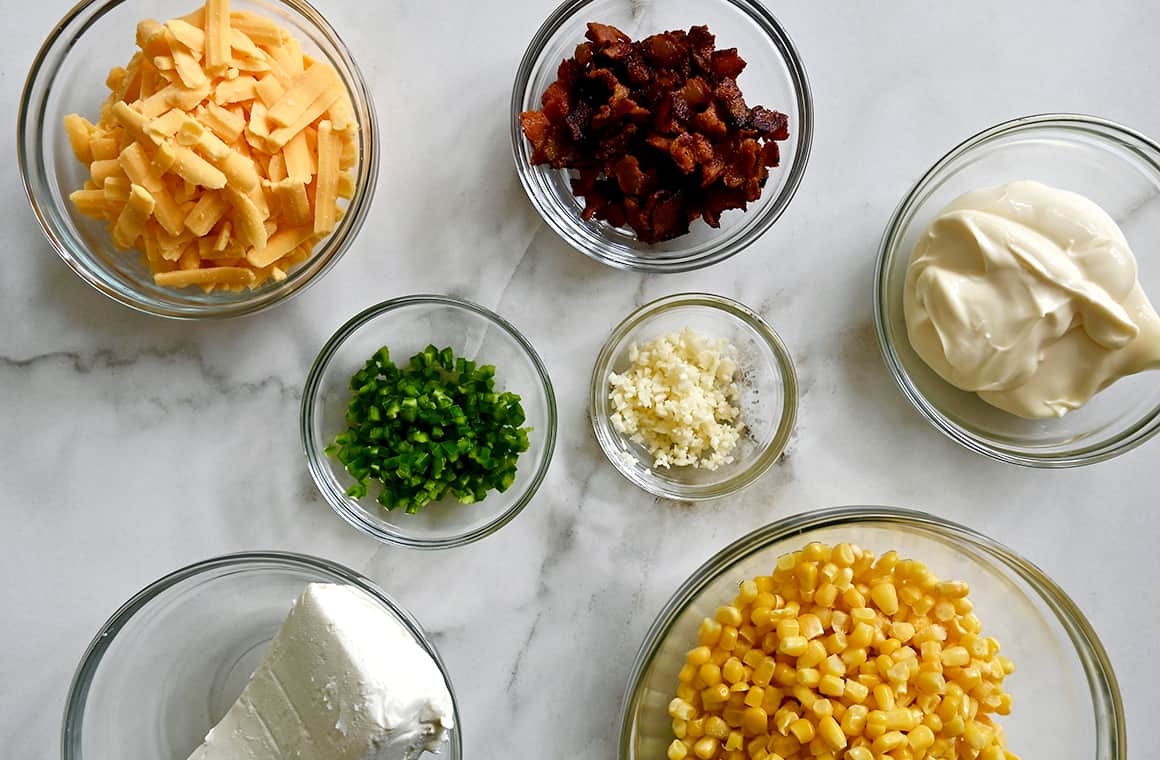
[710,48,746,79]
[750,107,789,140]
[519,22,791,242]
[586,22,630,47]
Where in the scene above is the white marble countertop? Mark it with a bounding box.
[2,0,1157,756]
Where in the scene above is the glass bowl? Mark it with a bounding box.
[62,552,462,760]
[18,0,378,319]
[302,295,558,549]
[618,505,1125,760]
[511,0,812,273]
[875,114,1160,467]
[590,293,797,500]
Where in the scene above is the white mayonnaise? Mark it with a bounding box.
[904,180,1160,418]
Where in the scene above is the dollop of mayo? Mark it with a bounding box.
[903,180,1160,418]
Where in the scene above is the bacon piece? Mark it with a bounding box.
[586,22,631,47]
[710,48,746,79]
[750,107,790,139]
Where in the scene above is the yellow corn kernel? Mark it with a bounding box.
[797,668,821,688]
[776,619,800,640]
[668,739,690,760]
[843,679,869,704]
[822,653,846,677]
[799,614,824,640]
[742,706,768,736]
[846,748,873,760]
[823,631,847,656]
[788,718,815,743]
[872,684,896,711]
[774,706,798,735]
[737,579,759,605]
[798,640,828,669]
[719,626,739,652]
[911,594,935,616]
[842,587,867,609]
[886,661,910,684]
[722,657,746,684]
[865,710,887,738]
[980,748,1005,760]
[936,580,969,599]
[908,724,934,752]
[703,684,730,707]
[741,649,765,670]
[687,717,705,738]
[841,647,869,671]
[870,583,900,615]
[818,674,845,698]
[943,715,965,737]
[778,636,809,657]
[941,646,969,667]
[890,621,916,643]
[693,736,719,760]
[700,662,723,687]
[815,583,839,609]
[770,663,795,687]
[750,606,772,627]
[677,684,697,702]
[752,657,776,686]
[744,686,765,709]
[964,720,994,750]
[796,561,819,593]
[840,704,868,736]
[717,606,744,627]
[849,623,875,649]
[673,719,688,739]
[916,671,946,695]
[885,708,917,731]
[705,715,730,740]
[700,618,724,646]
[769,734,801,758]
[725,730,744,752]
[792,685,818,708]
[689,646,713,666]
[872,730,907,753]
[878,637,902,656]
[670,699,698,721]
[679,663,698,684]
[811,714,844,751]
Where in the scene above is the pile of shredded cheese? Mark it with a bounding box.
[608,327,742,470]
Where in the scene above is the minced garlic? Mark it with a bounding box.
[608,327,742,470]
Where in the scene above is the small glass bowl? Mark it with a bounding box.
[63,552,462,760]
[875,114,1160,466]
[18,0,378,319]
[511,0,812,273]
[302,295,558,549]
[618,506,1125,760]
[590,293,797,500]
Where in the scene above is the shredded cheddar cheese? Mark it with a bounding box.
[63,1,358,292]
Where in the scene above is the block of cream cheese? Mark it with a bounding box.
[186,583,453,760]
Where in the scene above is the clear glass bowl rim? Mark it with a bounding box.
[589,292,798,500]
[17,0,380,320]
[616,504,1126,759]
[873,112,1160,467]
[300,294,559,549]
[61,550,464,760]
[509,0,814,274]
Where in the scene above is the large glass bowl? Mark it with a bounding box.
[618,506,1125,760]
[301,295,558,549]
[875,114,1160,466]
[590,293,797,500]
[19,0,378,319]
[62,552,462,760]
[511,0,812,273]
